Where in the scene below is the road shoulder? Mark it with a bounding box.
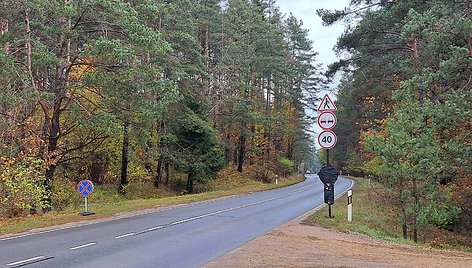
[205,206,472,268]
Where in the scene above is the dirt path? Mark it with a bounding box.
[205,210,472,268]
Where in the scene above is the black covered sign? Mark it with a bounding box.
[318,165,338,184]
[318,166,338,205]
[324,183,334,205]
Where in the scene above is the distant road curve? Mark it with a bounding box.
[0,175,352,268]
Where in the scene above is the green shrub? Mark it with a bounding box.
[0,158,47,217]
[278,157,294,177]
[245,164,276,183]
[127,161,152,183]
[51,177,81,211]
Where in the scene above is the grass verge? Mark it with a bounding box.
[0,173,304,236]
[307,177,472,252]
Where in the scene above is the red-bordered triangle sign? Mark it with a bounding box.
[317,94,337,112]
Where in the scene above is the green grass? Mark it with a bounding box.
[309,177,408,242]
[0,173,304,236]
[308,177,472,251]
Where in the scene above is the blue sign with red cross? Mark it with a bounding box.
[77,180,94,197]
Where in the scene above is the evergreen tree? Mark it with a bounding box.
[321,0,472,239]
[0,0,321,215]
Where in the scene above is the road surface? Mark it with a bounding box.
[0,175,352,267]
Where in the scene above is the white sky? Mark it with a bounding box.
[276,0,349,86]
[276,0,351,148]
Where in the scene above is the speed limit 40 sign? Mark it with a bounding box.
[318,130,337,149]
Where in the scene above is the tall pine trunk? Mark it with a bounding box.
[165,162,170,185]
[41,6,71,210]
[398,175,408,239]
[237,123,246,172]
[154,158,162,188]
[224,130,231,165]
[43,66,67,210]
[401,207,408,239]
[119,122,130,194]
[412,176,419,243]
[186,169,195,193]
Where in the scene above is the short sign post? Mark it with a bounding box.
[347,190,353,222]
[77,179,95,216]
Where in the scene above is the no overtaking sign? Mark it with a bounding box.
[317,111,337,130]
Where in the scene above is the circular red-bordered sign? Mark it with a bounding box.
[77,180,94,197]
[318,130,337,149]
[317,111,337,130]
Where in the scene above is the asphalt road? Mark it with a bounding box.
[0,175,352,268]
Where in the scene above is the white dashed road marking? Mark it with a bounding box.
[115,233,136,239]
[69,242,96,250]
[6,255,50,266]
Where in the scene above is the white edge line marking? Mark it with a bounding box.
[70,242,96,250]
[115,233,136,239]
[0,227,67,242]
[6,255,46,266]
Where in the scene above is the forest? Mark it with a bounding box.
[321,0,471,241]
[1,0,470,246]
[0,0,320,217]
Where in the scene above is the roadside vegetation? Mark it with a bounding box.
[318,0,471,245]
[309,177,472,252]
[0,1,319,221]
[0,167,304,236]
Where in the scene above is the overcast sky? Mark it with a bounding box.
[276,0,350,90]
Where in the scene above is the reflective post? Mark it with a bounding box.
[347,190,353,222]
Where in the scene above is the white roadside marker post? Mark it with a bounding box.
[347,189,353,222]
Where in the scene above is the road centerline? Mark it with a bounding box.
[70,242,96,250]
[6,255,52,267]
[115,233,136,239]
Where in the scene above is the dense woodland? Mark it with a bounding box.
[1,0,470,246]
[0,0,320,217]
[321,0,471,241]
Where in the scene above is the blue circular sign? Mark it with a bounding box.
[77,180,94,197]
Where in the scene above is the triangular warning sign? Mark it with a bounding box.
[317,94,337,112]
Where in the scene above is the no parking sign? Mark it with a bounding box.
[77,180,94,197]
[77,179,95,216]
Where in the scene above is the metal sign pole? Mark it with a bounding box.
[85,197,88,213]
[327,149,332,218]
[326,149,330,166]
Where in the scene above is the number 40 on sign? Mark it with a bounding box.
[318,130,337,149]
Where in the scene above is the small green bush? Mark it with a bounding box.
[0,158,47,217]
[278,157,294,177]
[51,177,81,211]
[245,164,276,183]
